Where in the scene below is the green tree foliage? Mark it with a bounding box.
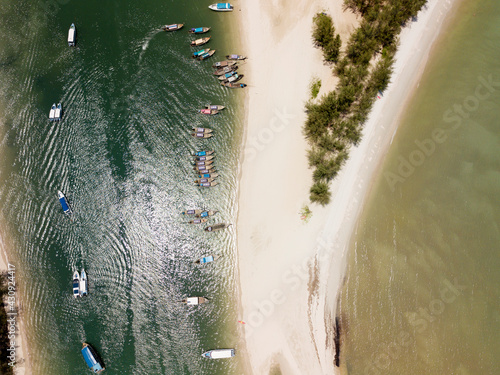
[310,182,332,205]
[313,13,342,63]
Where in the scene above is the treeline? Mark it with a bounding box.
[305,0,427,205]
[0,273,14,375]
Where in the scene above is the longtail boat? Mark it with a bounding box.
[195,210,218,218]
[226,54,246,60]
[204,223,232,232]
[212,60,237,69]
[217,71,238,81]
[194,177,217,184]
[194,164,216,171]
[194,254,220,264]
[213,66,238,76]
[198,108,219,115]
[205,105,225,111]
[196,181,218,187]
[198,50,216,61]
[188,218,208,224]
[192,132,213,139]
[193,48,210,58]
[192,127,212,133]
[194,155,215,161]
[198,172,219,179]
[192,150,215,157]
[189,27,211,34]
[163,24,184,31]
[193,160,214,166]
[222,74,243,84]
[190,36,211,47]
[221,82,247,88]
[181,297,209,305]
[181,209,204,216]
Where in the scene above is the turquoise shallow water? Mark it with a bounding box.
[0,0,245,373]
[338,1,500,374]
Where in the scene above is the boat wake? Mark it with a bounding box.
[138,29,163,63]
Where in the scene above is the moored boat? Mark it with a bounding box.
[202,349,235,359]
[192,132,213,139]
[49,103,56,121]
[188,218,208,224]
[72,271,80,298]
[81,343,105,373]
[195,254,220,264]
[208,3,234,12]
[222,74,243,83]
[221,82,247,88]
[181,209,204,216]
[196,181,218,187]
[213,65,238,76]
[194,164,216,171]
[193,160,214,166]
[212,60,237,69]
[58,190,72,216]
[192,127,212,133]
[181,297,209,305]
[198,108,218,115]
[195,210,218,218]
[54,103,62,121]
[188,27,211,34]
[68,23,76,47]
[192,150,215,157]
[198,172,219,179]
[79,269,88,297]
[205,105,225,111]
[226,54,246,60]
[163,23,184,31]
[204,223,231,232]
[193,48,210,58]
[190,36,211,47]
[194,155,215,161]
[217,71,238,81]
[198,50,216,61]
[194,178,217,184]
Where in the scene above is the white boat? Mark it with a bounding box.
[79,269,88,297]
[68,23,76,46]
[49,103,56,121]
[54,103,62,121]
[181,297,209,305]
[72,271,80,297]
[202,349,235,359]
[195,255,220,264]
[208,3,233,12]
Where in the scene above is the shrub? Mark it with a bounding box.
[310,182,331,205]
[310,77,322,99]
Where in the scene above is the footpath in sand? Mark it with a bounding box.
[236,0,460,374]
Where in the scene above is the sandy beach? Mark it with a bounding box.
[236,0,460,374]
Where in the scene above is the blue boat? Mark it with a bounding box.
[188,27,211,34]
[195,254,220,264]
[58,191,72,216]
[193,48,210,58]
[81,343,105,373]
[208,3,233,12]
[193,150,214,157]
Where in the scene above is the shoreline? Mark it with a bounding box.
[235,0,460,374]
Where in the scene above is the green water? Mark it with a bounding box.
[0,0,246,374]
[338,1,500,374]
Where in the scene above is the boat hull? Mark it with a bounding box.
[195,210,218,218]
[79,270,88,297]
[73,271,80,297]
[68,24,76,46]
[163,23,184,31]
[204,223,231,232]
[82,343,105,373]
[192,133,213,139]
[202,349,235,359]
[191,36,211,46]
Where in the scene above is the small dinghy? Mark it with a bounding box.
[79,269,88,297]
[222,82,247,88]
[194,155,215,161]
[188,27,211,34]
[193,160,214,166]
[195,254,220,264]
[212,60,237,69]
[188,218,208,224]
[191,36,211,47]
[193,48,210,58]
[198,108,219,115]
[204,223,232,232]
[81,343,105,373]
[163,23,184,31]
[218,71,238,81]
[72,271,80,297]
[192,150,215,157]
[195,210,218,218]
[192,132,213,139]
[209,3,234,12]
[181,297,209,305]
[205,105,225,111]
[226,54,246,60]
[58,190,72,216]
[68,23,76,47]
[194,164,216,171]
[198,172,219,179]
[214,66,238,76]
[194,177,217,184]
[196,181,218,187]
[49,103,56,121]
[198,50,215,61]
[202,349,235,359]
[192,127,212,133]
[54,103,62,121]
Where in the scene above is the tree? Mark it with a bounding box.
[310,182,331,205]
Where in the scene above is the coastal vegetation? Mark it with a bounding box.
[305,1,427,205]
[0,273,14,375]
[310,77,322,99]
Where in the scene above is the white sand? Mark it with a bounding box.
[236,0,460,373]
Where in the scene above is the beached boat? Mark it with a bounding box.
[226,54,246,60]
[205,105,225,111]
[221,82,247,88]
[193,160,214,166]
[188,27,211,34]
[163,23,184,31]
[194,164,216,171]
[213,65,238,76]
[222,74,243,83]
[193,48,210,58]
[54,103,62,121]
[198,172,219,179]
[58,190,72,216]
[181,297,209,305]
[209,3,234,12]
[196,181,218,187]
[195,210,218,218]
[192,150,215,157]
[194,178,217,184]
[79,269,88,297]
[198,108,219,115]
[68,23,76,47]
[198,50,216,61]
[49,103,56,121]
[192,127,212,134]
[190,36,211,47]
[204,223,231,232]
[195,254,220,264]
[194,155,215,161]
[188,218,208,224]
[192,132,213,139]
[81,343,105,373]
[212,60,237,69]
[217,71,238,81]
[202,349,235,359]
[73,271,80,298]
